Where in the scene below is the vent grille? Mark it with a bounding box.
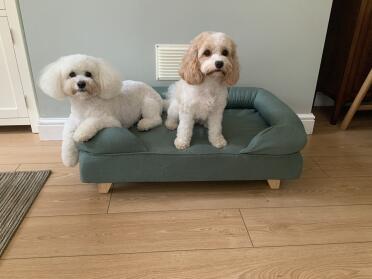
[155,44,189,80]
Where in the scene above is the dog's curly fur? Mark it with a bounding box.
[165,32,240,150]
[39,54,162,167]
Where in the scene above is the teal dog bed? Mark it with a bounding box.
[77,87,307,193]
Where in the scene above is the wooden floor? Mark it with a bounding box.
[1,108,372,278]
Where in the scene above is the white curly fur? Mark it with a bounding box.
[39,54,162,167]
[165,32,240,150]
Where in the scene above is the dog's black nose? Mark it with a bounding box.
[215,61,224,69]
[77,80,86,89]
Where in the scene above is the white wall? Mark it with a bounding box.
[19,0,332,117]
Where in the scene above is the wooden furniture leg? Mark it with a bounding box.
[97,183,112,194]
[341,69,372,130]
[267,180,280,189]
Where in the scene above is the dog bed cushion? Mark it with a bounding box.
[77,87,307,183]
[78,87,306,156]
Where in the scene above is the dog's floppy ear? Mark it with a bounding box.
[225,46,240,86]
[97,59,122,99]
[39,58,65,100]
[179,42,204,85]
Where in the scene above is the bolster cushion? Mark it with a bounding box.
[230,88,307,155]
[77,127,148,154]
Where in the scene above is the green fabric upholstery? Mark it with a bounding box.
[79,152,303,183]
[78,128,147,154]
[79,109,268,155]
[78,87,307,183]
[238,88,307,155]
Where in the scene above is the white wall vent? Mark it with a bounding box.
[155,44,189,80]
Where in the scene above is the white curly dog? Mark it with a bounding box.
[39,54,162,167]
[165,32,240,150]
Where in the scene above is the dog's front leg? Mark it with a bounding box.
[73,116,121,143]
[208,110,227,148]
[174,112,194,150]
[62,118,79,167]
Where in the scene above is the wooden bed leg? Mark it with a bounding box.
[97,183,112,194]
[267,180,280,189]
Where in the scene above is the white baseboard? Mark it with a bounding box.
[38,118,66,140]
[297,113,315,134]
[38,113,315,141]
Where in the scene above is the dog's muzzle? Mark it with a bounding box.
[77,80,86,89]
[215,61,224,69]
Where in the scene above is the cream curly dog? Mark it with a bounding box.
[39,54,162,167]
[165,32,240,150]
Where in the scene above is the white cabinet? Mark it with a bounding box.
[0,0,45,132]
[0,16,29,122]
[0,0,38,131]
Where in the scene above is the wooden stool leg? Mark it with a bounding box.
[97,183,112,194]
[341,69,372,130]
[267,180,280,189]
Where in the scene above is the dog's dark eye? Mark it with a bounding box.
[69,72,76,78]
[222,49,229,56]
[85,71,92,78]
[203,49,211,57]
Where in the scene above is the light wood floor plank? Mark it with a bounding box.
[109,181,268,213]
[263,177,372,207]
[18,163,82,185]
[2,209,251,259]
[0,164,19,172]
[1,243,372,278]
[303,110,372,157]
[303,134,372,157]
[109,177,372,213]
[312,156,372,177]
[0,129,60,147]
[0,146,61,164]
[301,157,327,178]
[241,205,372,247]
[27,184,110,217]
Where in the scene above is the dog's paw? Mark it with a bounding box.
[73,128,94,142]
[137,119,153,131]
[165,119,178,130]
[174,137,190,150]
[210,136,227,148]
[61,150,78,167]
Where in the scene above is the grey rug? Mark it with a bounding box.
[0,170,50,256]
